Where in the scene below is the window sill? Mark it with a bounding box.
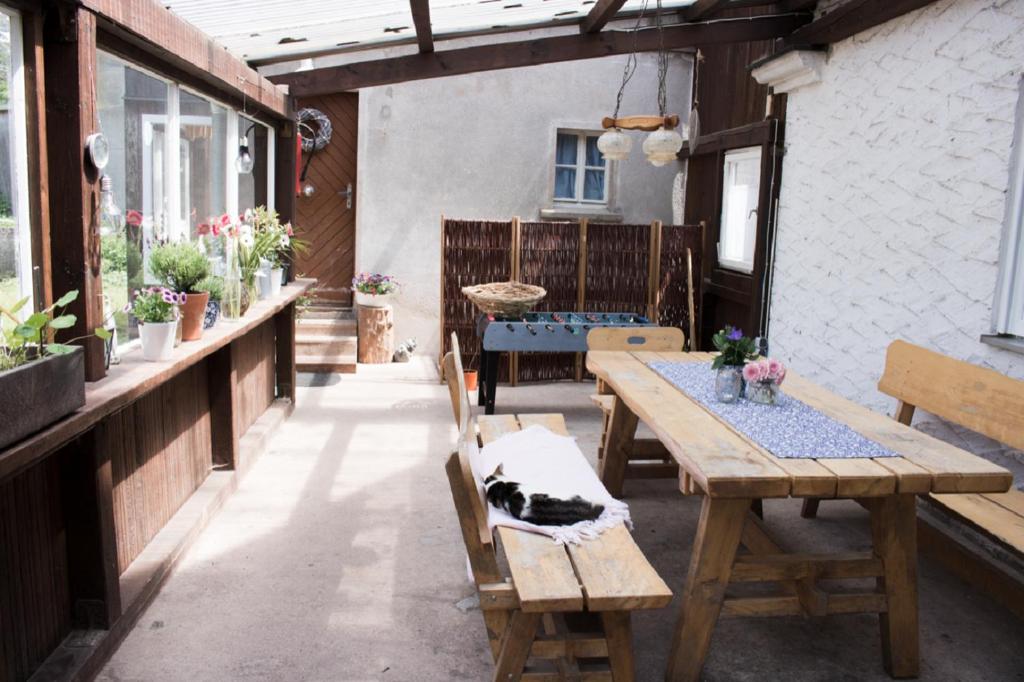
[980,334,1024,355]
[539,207,623,223]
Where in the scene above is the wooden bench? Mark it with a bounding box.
[586,327,685,483]
[802,341,1024,607]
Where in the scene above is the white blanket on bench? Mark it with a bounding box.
[470,425,631,545]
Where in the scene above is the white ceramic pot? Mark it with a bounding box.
[354,291,393,307]
[270,268,283,297]
[256,263,273,300]
[139,321,176,362]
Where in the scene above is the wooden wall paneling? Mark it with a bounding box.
[0,458,71,682]
[43,5,105,380]
[233,321,277,436]
[658,224,704,348]
[208,345,238,470]
[293,92,359,302]
[58,429,121,630]
[23,9,52,311]
[275,304,297,402]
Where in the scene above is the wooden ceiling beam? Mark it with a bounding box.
[580,0,629,34]
[786,0,935,46]
[271,13,812,96]
[410,0,434,53]
[682,0,730,22]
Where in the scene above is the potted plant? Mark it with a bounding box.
[196,275,224,329]
[125,287,183,361]
[0,290,110,450]
[236,214,277,306]
[244,207,308,299]
[352,272,399,307]
[149,241,211,341]
[711,326,757,403]
[742,357,787,405]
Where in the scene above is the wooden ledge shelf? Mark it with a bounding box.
[0,278,315,483]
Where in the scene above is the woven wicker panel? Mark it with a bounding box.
[517,221,580,382]
[585,223,651,315]
[442,219,513,378]
[658,224,704,349]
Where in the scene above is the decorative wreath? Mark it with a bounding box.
[297,108,332,153]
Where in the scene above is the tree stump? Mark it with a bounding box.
[357,304,394,364]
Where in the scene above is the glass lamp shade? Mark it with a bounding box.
[643,127,684,167]
[596,128,632,161]
[236,140,255,174]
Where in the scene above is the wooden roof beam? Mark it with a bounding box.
[682,0,730,22]
[580,0,629,33]
[786,0,935,46]
[410,0,434,53]
[271,13,812,96]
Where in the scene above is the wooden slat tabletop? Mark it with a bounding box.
[586,351,1013,499]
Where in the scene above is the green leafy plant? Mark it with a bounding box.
[126,287,183,324]
[0,290,112,371]
[237,227,278,288]
[711,326,757,369]
[149,241,211,293]
[195,275,224,302]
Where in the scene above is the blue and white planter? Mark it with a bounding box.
[204,300,221,329]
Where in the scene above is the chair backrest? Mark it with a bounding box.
[878,340,1024,451]
[586,326,686,352]
[444,435,501,585]
[443,333,471,436]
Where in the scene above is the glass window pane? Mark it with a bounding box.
[237,116,269,211]
[97,53,169,347]
[583,170,605,201]
[554,168,576,200]
[585,136,605,167]
[718,146,762,274]
[0,10,34,324]
[180,90,227,238]
[555,133,578,166]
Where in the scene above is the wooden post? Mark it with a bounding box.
[275,302,297,402]
[357,304,394,363]
[208,345,239,469]
[275,115,298,282]
[439,213,446,374]
[24,10,52,311]
[648,220,663,323]
[44,6,105,380]
[59,430,121,629]
[575,218,588,382]
[510,216,521,386]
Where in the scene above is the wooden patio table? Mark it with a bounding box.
[585,350,1014,682]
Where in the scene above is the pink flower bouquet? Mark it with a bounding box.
[742,357,786,405]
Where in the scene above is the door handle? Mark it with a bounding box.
[337,182,353,209]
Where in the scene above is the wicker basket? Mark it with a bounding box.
[461,281,547,317]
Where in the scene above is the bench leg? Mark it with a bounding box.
[601,395,638,498]
[801,498,820,518]
[868,494,920,678]
[666,496,749,682]
[493,610,540,682]
[602,611,635,682]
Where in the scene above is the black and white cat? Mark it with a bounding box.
[483,464,605,526]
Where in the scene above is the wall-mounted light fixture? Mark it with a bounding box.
[236,123,257,175]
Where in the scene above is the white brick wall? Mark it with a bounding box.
[770,0,1024,417]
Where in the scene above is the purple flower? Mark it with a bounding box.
[161,291,177,304]
[727,327,744,341]
[178,292,187,305]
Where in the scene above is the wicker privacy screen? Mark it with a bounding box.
[441,217,703,383]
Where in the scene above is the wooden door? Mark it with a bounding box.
[294,92,358,303]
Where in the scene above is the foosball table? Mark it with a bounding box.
[475,311,653,414]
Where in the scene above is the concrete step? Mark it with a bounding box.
[297,353,357,374]
[302,306,355,321]
[296,334,357,356]
[296,318,357,336]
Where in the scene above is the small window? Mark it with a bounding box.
[993,78,1024,337]
[553,131,607,204]
[717,146,762,274]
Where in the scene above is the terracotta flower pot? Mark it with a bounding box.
[464,370,478,391]
[180,291,210,341]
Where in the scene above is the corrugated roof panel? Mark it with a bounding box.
[165,0,697,62]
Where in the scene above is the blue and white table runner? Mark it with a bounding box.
[647,361,898,459]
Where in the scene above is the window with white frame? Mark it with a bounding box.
[993,79,1024,339]
[553,131,608,205]
[96,50,275,348]
[0,7,34,320]
[717,146,762,274]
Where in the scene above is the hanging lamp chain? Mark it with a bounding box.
[656,0,669,117]
[612,0,650,122]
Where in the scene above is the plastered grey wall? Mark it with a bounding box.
[355,53,691,359]
[769,0,1024,414]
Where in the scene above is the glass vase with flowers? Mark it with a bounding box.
[743,357,787,405]
[711,326,758,403]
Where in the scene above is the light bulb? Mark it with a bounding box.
[642,127,684,167]
[236,138,255,174]
[98,175,123,236]
[596,128,632,161]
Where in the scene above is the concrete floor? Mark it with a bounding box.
[98,359,1024,682]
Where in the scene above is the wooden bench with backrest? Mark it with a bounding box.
[443,335,673,680]
[802,341,1024,563]
[586,327,686,482]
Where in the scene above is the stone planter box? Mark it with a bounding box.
[0,347,85,451]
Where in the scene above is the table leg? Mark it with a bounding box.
[666,496,749,682]
[493,610,540,681]
[600,394,639,498]
[484,350,500,416]
[868,494,920,678]
[478,344,488,407]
